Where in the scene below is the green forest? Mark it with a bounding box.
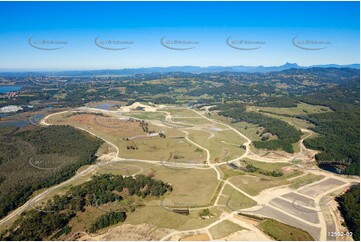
[89,212,126,233]
[300,86,360,175]
[0,125,103,219]
[336,184,360,241]
[0,174,172,240]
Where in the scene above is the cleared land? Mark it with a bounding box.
[289,173,325,189]
[298,178,346,197]
[217,184,257,212]
[209,220,244,239]
[282,192,316,208]
[229,174,291,196]
[209,113,262,142]
[32,105,345,242]
[269,198,319,224]
[125,205,222,231]
[124,112,166,121]
[187,128,246,163]
[219,164,245,180]
[46,112,205,162]
[141,165,219,206]
[180,234,210,241]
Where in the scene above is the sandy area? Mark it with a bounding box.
[180,234,210,241]
[77,223,175,241]
[224,230,272,241]
[118,102,158,112]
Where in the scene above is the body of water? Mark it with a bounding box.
[0,120,30,127]
[94,103,116,110]
[0,85,22,94]
[318,164,344,174]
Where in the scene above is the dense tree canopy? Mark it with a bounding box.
[0,125,103,219]
[336,184,360,241]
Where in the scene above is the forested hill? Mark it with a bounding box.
[300,86,360,175]
[0,125,103,219]
[205,68,359,175]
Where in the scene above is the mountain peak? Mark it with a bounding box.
[282,62,299,68]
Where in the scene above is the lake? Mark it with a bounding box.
[0,85,22,94]
[318,163,344,174]
[94,103,116,110]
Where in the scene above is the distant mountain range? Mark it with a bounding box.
[144,63,360,74]
[0,63,359,76]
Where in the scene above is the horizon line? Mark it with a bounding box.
[0,62,360,73]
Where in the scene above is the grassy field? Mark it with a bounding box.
[96,161,154,176]
[242,159,291,171]
[209,220,244,239]
[254,102,331,116]
[187,128,246,163]
[125,205,222,231]
[219,164,245,180]
[252,110,314,129]
[289,174,325,189]
[229,174,291,196]
[124,112,166,121]
[172,117,210,125]
[258,218,314,241]
[139,165,219,206]
[209,113,262,142]
[164,108,201,118]
[118,137,205,162]
[217,184,257,211]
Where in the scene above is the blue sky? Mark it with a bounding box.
[0,1,359,70]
